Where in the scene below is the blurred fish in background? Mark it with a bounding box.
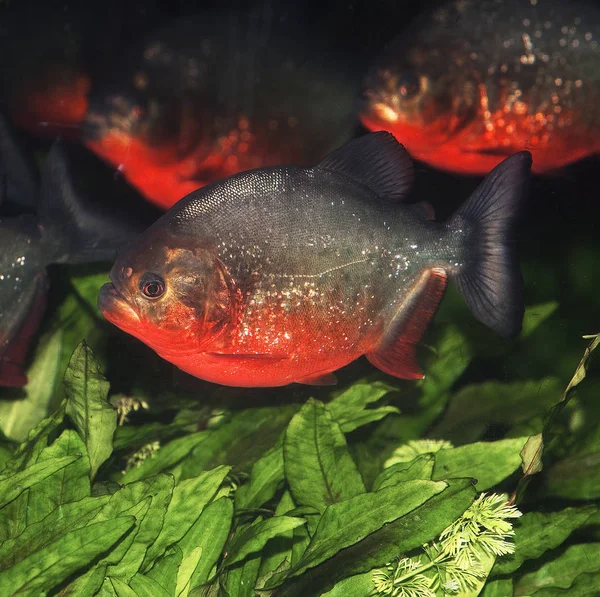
[0,115,143,387]
[361,0,600,175]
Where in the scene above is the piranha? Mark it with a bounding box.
[361,0,600,175]
[0,117,139,387]
[82,11,359,210]
[98,132,531,388]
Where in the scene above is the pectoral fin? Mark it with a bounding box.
[295,372,338,386]
[366,268,447,379]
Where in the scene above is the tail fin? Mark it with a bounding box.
[449,151,532,338]
[38,141,144,264]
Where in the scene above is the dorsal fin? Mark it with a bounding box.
[366,268,447,379]
[317,131,415,202]
[39,141,143,264]
[0,113,37,209]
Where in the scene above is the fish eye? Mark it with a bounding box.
[140,273,166,299]
[398,72,421,99]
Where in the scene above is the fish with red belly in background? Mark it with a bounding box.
[361,0,600,175]
[98,132,531,388]
[81,11,360,209]
[99,133,531,386]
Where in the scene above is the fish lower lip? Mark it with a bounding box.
[98,283,141,328]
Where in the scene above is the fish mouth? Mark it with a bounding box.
[98,283,141,332]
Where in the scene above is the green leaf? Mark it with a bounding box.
[175,546,203,597]
[433,437,529,489]
[493,506,597,576]
[0,495,110,569]
[224,516,306,568]
[0,516,135,595]
[514,333,600,500]
[284,398,365,512]
[0,328,63,442]
[57,564,108,596]
[433,379,560,443]
[26,430,90,525]
[319,572,374,597]
[182,497,233,588]
[257,491,296,585]
[515,543,600,595]
[546,449,600,499]
[235,441,284,511]
[120,432,209,484]
[483,579,513,597]
[130,572,173,597]
[328,379,399,433]
[268,478,476,596]
[282,480,446,581]
[64,342,117,479]
[146,546,182,595]
[143,465,230,567]
[96,475,173,577]
[521,301,559,338]
[372,454,435,491]
[110,577,139,597]
[531,571,600,597]
[0,454,80,510]
[224,556,262,597]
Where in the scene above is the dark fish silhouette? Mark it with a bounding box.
[361,0,600,175]
[99,132,531,387]
[82,10,360,209]
[0,116,139,386]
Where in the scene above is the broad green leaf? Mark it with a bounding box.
[521,301,559,338]
[64,342,117,479]
[97,475,173,577]
[176,405,298,481]
[434,379,560,443]
[328,379,399,433]
[372,454,435,491]
[0,516,135,595]
[224,516,306,568]
[433,437,529,489]
[284,399,365,512]
[283,480,446,581]
[175,546,202,597]
[146,546,182,595]
[235,441,284,511]
[223,553,262,597]
[320,572,374,597]
[120,432,209,483]
[493,506,597,576]
[0,328,63,442]
[257,491,296,585]
[130,572,172,597]
[0,454,79,510]
[532,571,600,597]
[267,478,476,596]
[111,577,138,597]
[483,579,513,597]
[26,430,90,525]
[546,449,600,499]
[520,433,544,477]
[514,333,600,500]
[0,495,110,569]
[515,543,600,595]
[57,564,108,596]
[183,497,233,589]
[143,465,230,567]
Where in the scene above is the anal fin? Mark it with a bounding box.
[295,372,338,386]
[366,268,447,380]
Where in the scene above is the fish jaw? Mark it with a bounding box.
[98,282,142,335]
